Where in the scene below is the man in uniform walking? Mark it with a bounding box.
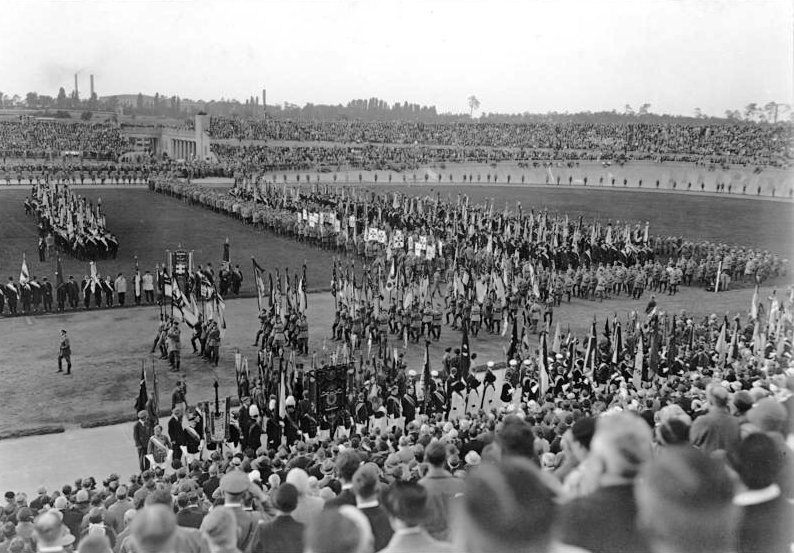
[57,329,72,374]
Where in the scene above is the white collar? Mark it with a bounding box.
[734,484,781,506]
[341,483,353,490]
[394,527,424,536]
[356,499,379,509]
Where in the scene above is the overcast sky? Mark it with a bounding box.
[1,0,792,116]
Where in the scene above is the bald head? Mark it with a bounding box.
[131,505,177,553]
[33,511,63,547]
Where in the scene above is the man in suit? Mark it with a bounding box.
[418,441,464,542]
[175,493,205,529]
[324,449,361,508]
[380,482,454,553]
[133,411,152,472]
[353,463,393,551]
[168,407,185,463]
[255,483,303,553]
[219,471,260,553]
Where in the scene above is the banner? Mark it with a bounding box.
[316,363,350,415]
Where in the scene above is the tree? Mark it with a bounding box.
[56,87,68,108]
[467,95,480,118]
[624,104,634,116]
[80,110,93,121]
[694,107,703,119]
[136,92,144,110]
[26,92,38,107]
[764,101,790,123]
[744,103,758,121]
[638,103,651,115]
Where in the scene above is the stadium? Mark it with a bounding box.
[0,2,792,553]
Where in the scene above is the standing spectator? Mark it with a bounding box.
[731,433,794,553]
[32,512,73,553]
[352,463,393,551]
[558,412,653,553]
[254,483,304,553]
[78,535,112,553]
[129,505,178,553]
[114,274,127,307]
[198,507,236,553]
[304,507,373,553]
[417,441,463,542]
[380,482,453,553]
[635,446,737,553]
[133,412,152,472]
[324,450,361,508]
[142,271,154,304]
[105,487,133,535]
[218,472,260,553]
[690,384,741,454]
[285,469,323,526]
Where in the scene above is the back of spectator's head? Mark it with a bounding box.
[352,463,379,500]
[285,468,309,497]
[77,534,112,553]
[591,412,653,479]
[497,417,536,460]
[32,511,63,548]
[636,446,737,553]
[131,505,177,553]
[456,458,555,553]
[305,507,373,553]
[381,482,428,528]
[706,384,729,409]
[423,440,448,467]
[199,507,237,552]
[143,488,173,508]
[731,432,783,490]
[571,416,596,450]
[745,397,788,435]
[273,484,299,514]
[656,418,691,446]
[335,450,361,482]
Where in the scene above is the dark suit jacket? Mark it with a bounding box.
[176,506,206,529]
[133,421,151,450]
[360,505,394,552]
[255,515,304,553]
[323,487,356,509]
[168,416,184,446]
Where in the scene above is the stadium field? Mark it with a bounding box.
[0,283,770,437]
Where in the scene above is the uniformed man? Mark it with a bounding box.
[57,329,72,374]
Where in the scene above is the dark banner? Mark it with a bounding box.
[316,363,350,415]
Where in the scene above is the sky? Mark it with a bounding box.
[0,0,792,116]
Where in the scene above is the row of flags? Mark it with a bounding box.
[252,259,308,321]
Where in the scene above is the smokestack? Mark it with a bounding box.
[262,88,266,114]
[74,73,79,99]
[90,75,95,97]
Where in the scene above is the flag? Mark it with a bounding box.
[551,322,561,353]
[715,317,728,364]
[252,258,267,311]
[583,319,597,381]
[223,238,230,264]
[666,318,678,364]
[506,318,519,360]
[539,331,549,397]
[172,279,198,326]
[278,364,287,418]
[134,366,148,414]
[19,254,30,286]
[460,323,471,380]
[298,263,307,313]
[750,285,759,320]
[714,260,723,293]
[729,319,740,362]
[648,318,660,378]
[134,257,141,298]
[611,322,623,364]
[331,259,337,298]
[422,340,432,411]
[633,334,644,390]
[89,261,99,293]
[215,293,227,338]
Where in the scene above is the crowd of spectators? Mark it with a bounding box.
[208,118,792,166]
[0,120,127,159]
[1,372,792,553]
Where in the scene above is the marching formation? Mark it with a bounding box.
[24,183,119,260]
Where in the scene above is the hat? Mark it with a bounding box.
[137,410,148,419]
[746,398,787,434]
[732,391,753,413]
[509,360,517,366]
[320,459,335,476]
[487,361,495,368]
[53,496,68,510]
[219,471,250,494]
[286,396,296,408]
[75,490,89,504]
[248,405,260,417]
[273,484,299,512]
[36,486,47,496]
[248,470,262,483]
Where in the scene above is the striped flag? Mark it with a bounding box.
[633,333,644,390]
[252,258,267,311]
[19,254,30,286]
[539,331,549,398]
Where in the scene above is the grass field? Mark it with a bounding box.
[0,283,772,436]
[0,164,792,435]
